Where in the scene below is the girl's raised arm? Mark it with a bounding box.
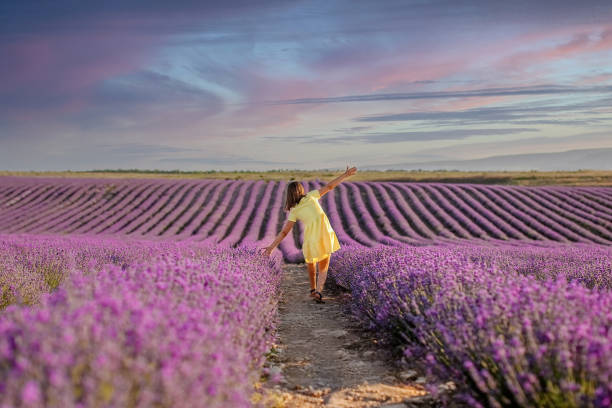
[319,166,357,198]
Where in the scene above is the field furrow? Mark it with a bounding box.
[0,177,609,262]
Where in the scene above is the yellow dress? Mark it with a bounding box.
[288,189,341,263]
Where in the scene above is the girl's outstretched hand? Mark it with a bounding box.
[260,246,274,257]
[344,165,357,177]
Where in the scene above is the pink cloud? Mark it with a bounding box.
[1,18,162,119]
[365,58,468,93]
[496,26,612,72]
[577,72,612,85]
[221,25,612,142]
[429,95,519,113]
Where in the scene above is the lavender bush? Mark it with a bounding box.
[0,234,213,309]
[329,243,612,407]
[0,234,282,407]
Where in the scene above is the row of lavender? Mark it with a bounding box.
[1,176,611,262]
[328,243,612,407]
[0,234,282,407]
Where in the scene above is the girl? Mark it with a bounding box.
[261,166,358,303]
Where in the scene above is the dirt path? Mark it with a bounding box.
[255,263,446,408]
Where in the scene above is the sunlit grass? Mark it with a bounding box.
[1,169,611,186]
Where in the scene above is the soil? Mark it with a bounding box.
[254,263,450,408]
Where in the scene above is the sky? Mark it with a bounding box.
[1,0,611,171]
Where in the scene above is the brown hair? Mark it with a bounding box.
[284,181,306,212]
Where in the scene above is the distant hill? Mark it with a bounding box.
[372,148,612,171]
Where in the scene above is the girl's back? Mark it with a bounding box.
[287,190,323,224]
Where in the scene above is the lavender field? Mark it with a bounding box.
[1,175,612,407]
[1,176,611,263]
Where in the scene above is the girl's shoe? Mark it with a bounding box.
[310,288,317,298]
[313,291,325,303]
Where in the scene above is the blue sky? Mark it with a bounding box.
[1,0,611,171]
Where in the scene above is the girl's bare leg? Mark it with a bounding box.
[306,261,316,292]
[315,255,330,293]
